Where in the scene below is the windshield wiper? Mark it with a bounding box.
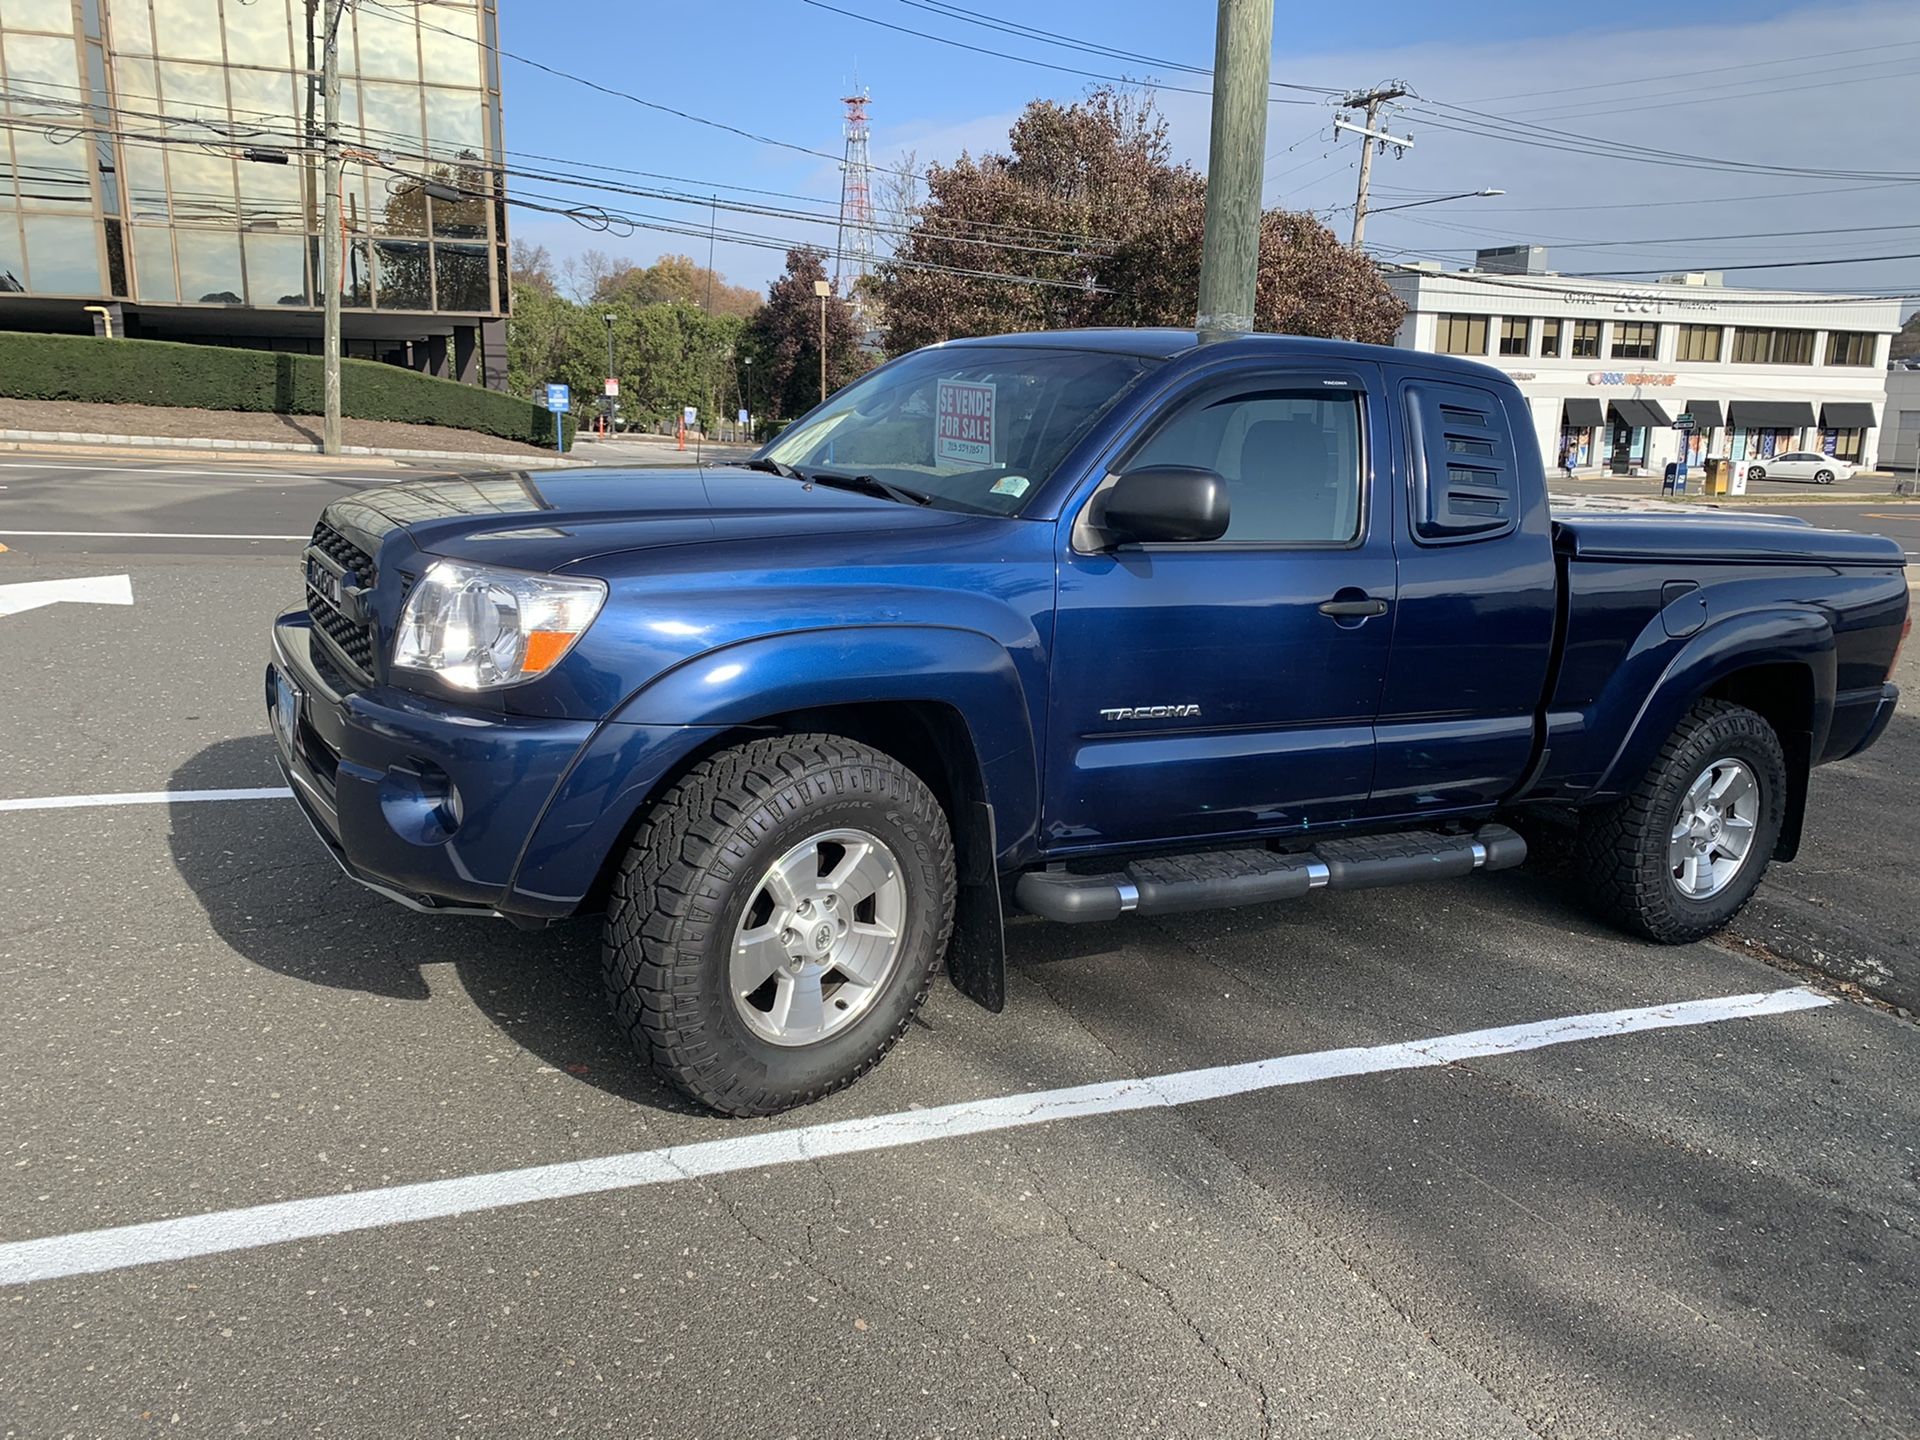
[800,468,934,506]
[726,456,800,478]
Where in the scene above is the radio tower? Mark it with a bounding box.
[834,87,875,302]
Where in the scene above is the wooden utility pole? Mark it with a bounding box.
[1340,84,1411,250]
[320,0,347,455]
[1194,0,1274,338]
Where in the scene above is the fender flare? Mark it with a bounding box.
[610,623,1043,868]
[1594,606,1835,803]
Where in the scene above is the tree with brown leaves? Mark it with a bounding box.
[874,89,1403,354]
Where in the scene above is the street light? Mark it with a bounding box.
[601,311,615,435]
[1367,188,1504,216]
[812,278,831,404]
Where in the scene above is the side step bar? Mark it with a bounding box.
[1014,824,1527,924]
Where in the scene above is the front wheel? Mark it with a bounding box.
[1747,465,1767,482]
[1575,700,1786,943]
[1815,469,1835,484]
[603,735,956,1116]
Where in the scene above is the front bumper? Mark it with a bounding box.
[269,609,597,917]
[268,608,727,921]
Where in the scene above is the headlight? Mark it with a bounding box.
[392,560,606,690]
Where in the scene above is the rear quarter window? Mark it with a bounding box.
[1402,379,1520,545]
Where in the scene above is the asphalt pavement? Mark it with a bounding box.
[2,453,1916,1439]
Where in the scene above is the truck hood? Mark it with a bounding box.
[321,465,976,572]
[1553,509,1905,567]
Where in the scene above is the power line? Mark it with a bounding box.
[1454,38,1920,106]
[796,0,1320,105]
[883,0,1342,95]
[1402,98,1920,183]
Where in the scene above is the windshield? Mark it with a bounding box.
[762,345,1161,515]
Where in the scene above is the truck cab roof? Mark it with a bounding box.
[938,327,1513,386]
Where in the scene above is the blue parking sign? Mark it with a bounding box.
[545,383,570,413]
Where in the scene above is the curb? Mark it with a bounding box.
[0,428,593,469]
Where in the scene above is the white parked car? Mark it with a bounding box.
[1746,451,1855,485]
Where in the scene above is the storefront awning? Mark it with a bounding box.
[1680,399,1724,429]
[1562,397,1604,426]
[1609,399,1672,429]
[1820,401,1878,429]
[1730,400,1816,429]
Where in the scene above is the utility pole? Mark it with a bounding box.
[1194,0,1274,338]
[813,279,830,403]
[320,0,347,456]
[1339,83,1411,250]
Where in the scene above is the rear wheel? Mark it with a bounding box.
[1575,700,1786,943]
[602,735,956,1116]
[1747,465,1767,482]
[1815,469,1835,484]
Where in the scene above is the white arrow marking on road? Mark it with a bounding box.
[0,573,134,618]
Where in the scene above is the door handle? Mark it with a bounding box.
[1318,596,1389,618]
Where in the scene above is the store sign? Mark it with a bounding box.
[1587,371,1677,386]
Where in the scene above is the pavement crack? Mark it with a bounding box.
[695,1166,1064,1435]
[1023,1153,1272,1439]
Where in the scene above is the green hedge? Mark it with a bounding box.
[0,330,575,447]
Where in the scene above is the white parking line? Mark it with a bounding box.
[0,985,1830,1287]
[0,787,291,812]
[0,529,308,541]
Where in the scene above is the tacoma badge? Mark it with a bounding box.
[1099,704,1202,721]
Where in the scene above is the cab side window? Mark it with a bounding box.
[1126,386,1362,544]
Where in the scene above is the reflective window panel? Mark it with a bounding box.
[21,211,102,293]
[0,213,25,293]
[433,240,487,310]
[175,225,242,302]
[418,4,480,87]
[6,0,78,33]
[244,229,306,305]
[353,5,418,82]
[109,0,156,53]
[373,237,430,308]
[131,222,176,300]
[222,0,292,69]
[152,0,223,61]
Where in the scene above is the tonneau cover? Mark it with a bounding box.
[1552,510,1905,567]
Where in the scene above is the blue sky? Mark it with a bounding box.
[497,0,1920,302]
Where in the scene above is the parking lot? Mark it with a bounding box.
[3,454,1917,1439]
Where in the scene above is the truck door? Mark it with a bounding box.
[1043,362,1395,851]
[1368,372,1558,818]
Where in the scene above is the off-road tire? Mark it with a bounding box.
[603,735,955,1116]
[1574,699,1786,944]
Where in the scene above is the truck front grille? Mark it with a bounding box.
[306,520,376,682]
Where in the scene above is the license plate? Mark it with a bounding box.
[270,665,302,755]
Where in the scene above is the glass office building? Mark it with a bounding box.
[0,0,507,385]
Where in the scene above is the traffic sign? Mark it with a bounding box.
[1673,412,1695,431]
[738,408,749,426]
[545,383,570,413]
[604,377,619,397]
[683,405,698,428]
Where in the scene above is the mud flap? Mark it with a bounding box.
[945,800,1005,1012]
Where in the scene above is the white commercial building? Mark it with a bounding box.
[1884,368,1920,473]
[1385,249,1901,476]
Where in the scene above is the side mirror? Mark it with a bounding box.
[1096,465,1230,546]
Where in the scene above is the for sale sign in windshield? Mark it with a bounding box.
[936,379,995,466]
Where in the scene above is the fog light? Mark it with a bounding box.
[378,760,462,846]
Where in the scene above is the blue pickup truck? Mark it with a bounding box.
[268,330,1908,1114]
